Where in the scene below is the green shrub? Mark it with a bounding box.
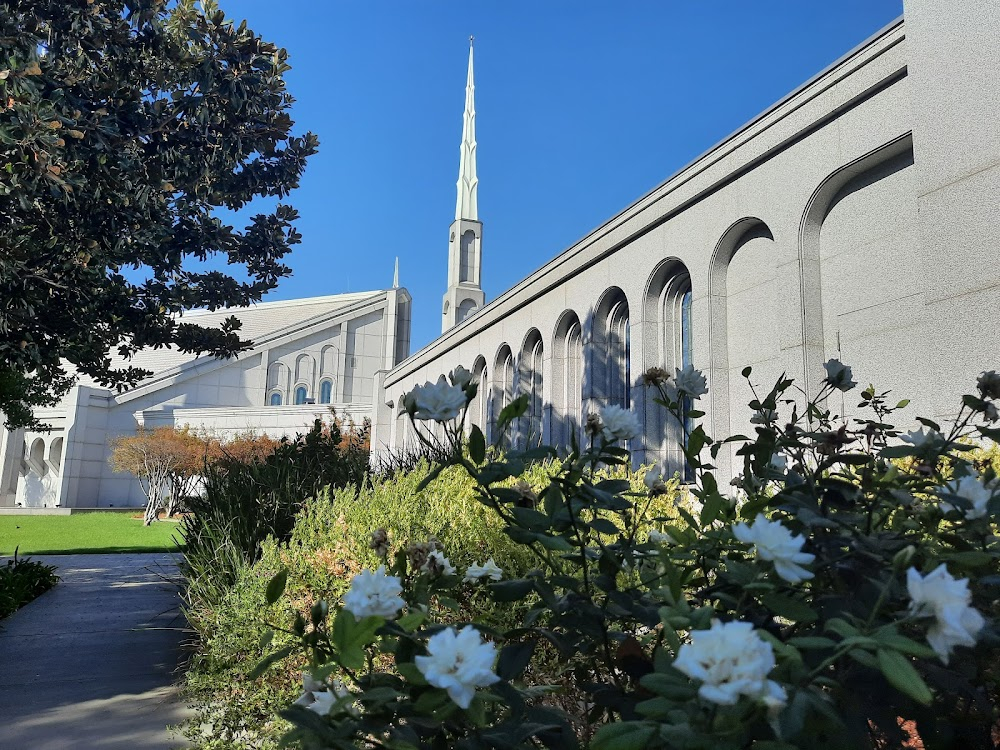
[265,366,1000,750]
[181,455,686,749]
[0,551,59,619]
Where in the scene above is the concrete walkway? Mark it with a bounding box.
[0,553,191,749]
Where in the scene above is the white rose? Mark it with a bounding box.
[822,359,857,391]
[294,674,358,717]
[450,365,474,390]
[464,557,503,583]
[673,364,708,399]
[415,625,501,708]
[940,475,993,520]
[599,404,641,442]
[732,514,815,584]
[907,564,985,663]
[342,565,405,620]
[421,549,456,577]
[673,620,787,708]
[407,375,468,422]
[900,427,938,448]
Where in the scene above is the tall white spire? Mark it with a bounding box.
[442,36,485,333]
[455,36,478,222]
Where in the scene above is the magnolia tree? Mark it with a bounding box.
[259,362,1000,749]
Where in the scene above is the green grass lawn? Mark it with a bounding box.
[0,513,184,555]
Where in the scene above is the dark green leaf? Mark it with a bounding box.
[265,569,288,605]
[877,648,933,705]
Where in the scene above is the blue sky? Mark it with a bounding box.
[227,0,903,352]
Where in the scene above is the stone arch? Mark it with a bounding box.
[552,310,583,450]
[266,361,289,405]
[798,134,915,395]
[708,217,776,466]
[490,344,515,447]
[591,287,631,412]
[518,329,544,448]
[457,298,478,323]
[29,438,47,477]
[48,436,64,473]
[641,258,693,472]
[459,230,477,284]
[469,355,488,433]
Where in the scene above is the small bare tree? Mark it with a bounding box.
[109,428,179,525]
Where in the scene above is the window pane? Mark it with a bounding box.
[320,380,332,404]
[294,386,307,405]
[270,392,282,406]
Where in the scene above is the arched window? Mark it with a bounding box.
[593,288,630,411]
[469,357,488,433]
[294,386,308,405]
[519,330,544,448]
[457,299,478,323]
[491,345,515,447]
[552,311,583,450]
[459,230,476,283]
[642,260,693,473]
[269,392,282,406]
[319,379,333,404]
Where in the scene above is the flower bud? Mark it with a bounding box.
[892,544,916,572]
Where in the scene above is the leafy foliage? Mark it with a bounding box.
[0,0,317,427]
[180,451,685,749]
[266,366,1000,749]
[0,549,59,618]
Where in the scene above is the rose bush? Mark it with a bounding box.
[259,362,1000,749]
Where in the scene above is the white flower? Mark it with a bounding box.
[407,375,467,421]
[294,674,357,717]
[907,564,985,663]
[599,404,641,442]
[940,475,993,520]
[732,514,815,584]
[823,359,857,391]
[415,625,501,708]
[768,454,788,474]
[673,620,787,708]
[449,365,474,390]
[673,364,708,399]
[648,529,671,545]
[342,565,405,620]
[900,427,938,448]
[751,409,778,425]
[422,549,456,577]
[464,558,503,583]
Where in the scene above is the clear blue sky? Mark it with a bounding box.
[227,0,903,353]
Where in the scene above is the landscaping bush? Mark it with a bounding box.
[0,551,59,619]
[180,415,370,615]
[261,364,1000,750]
[181,450,686,749]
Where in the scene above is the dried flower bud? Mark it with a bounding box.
[585,412,603,438]
[977,371,1000,400]
[642,366,670,387]
[369,528,389,558]
[513,480,538,508]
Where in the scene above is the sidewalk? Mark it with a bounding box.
[0,553,191,749]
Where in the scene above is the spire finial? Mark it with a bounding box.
[455,38,478,222]
[469,35,474,47]
[392,257,399,288]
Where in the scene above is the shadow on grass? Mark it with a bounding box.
[19,545,186,555]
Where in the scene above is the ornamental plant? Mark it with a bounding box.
[259,363,1000,749]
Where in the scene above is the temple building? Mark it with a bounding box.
[370,2,1000,480]
[2,1,997,507]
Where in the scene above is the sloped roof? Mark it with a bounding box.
[76,290,384,387]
